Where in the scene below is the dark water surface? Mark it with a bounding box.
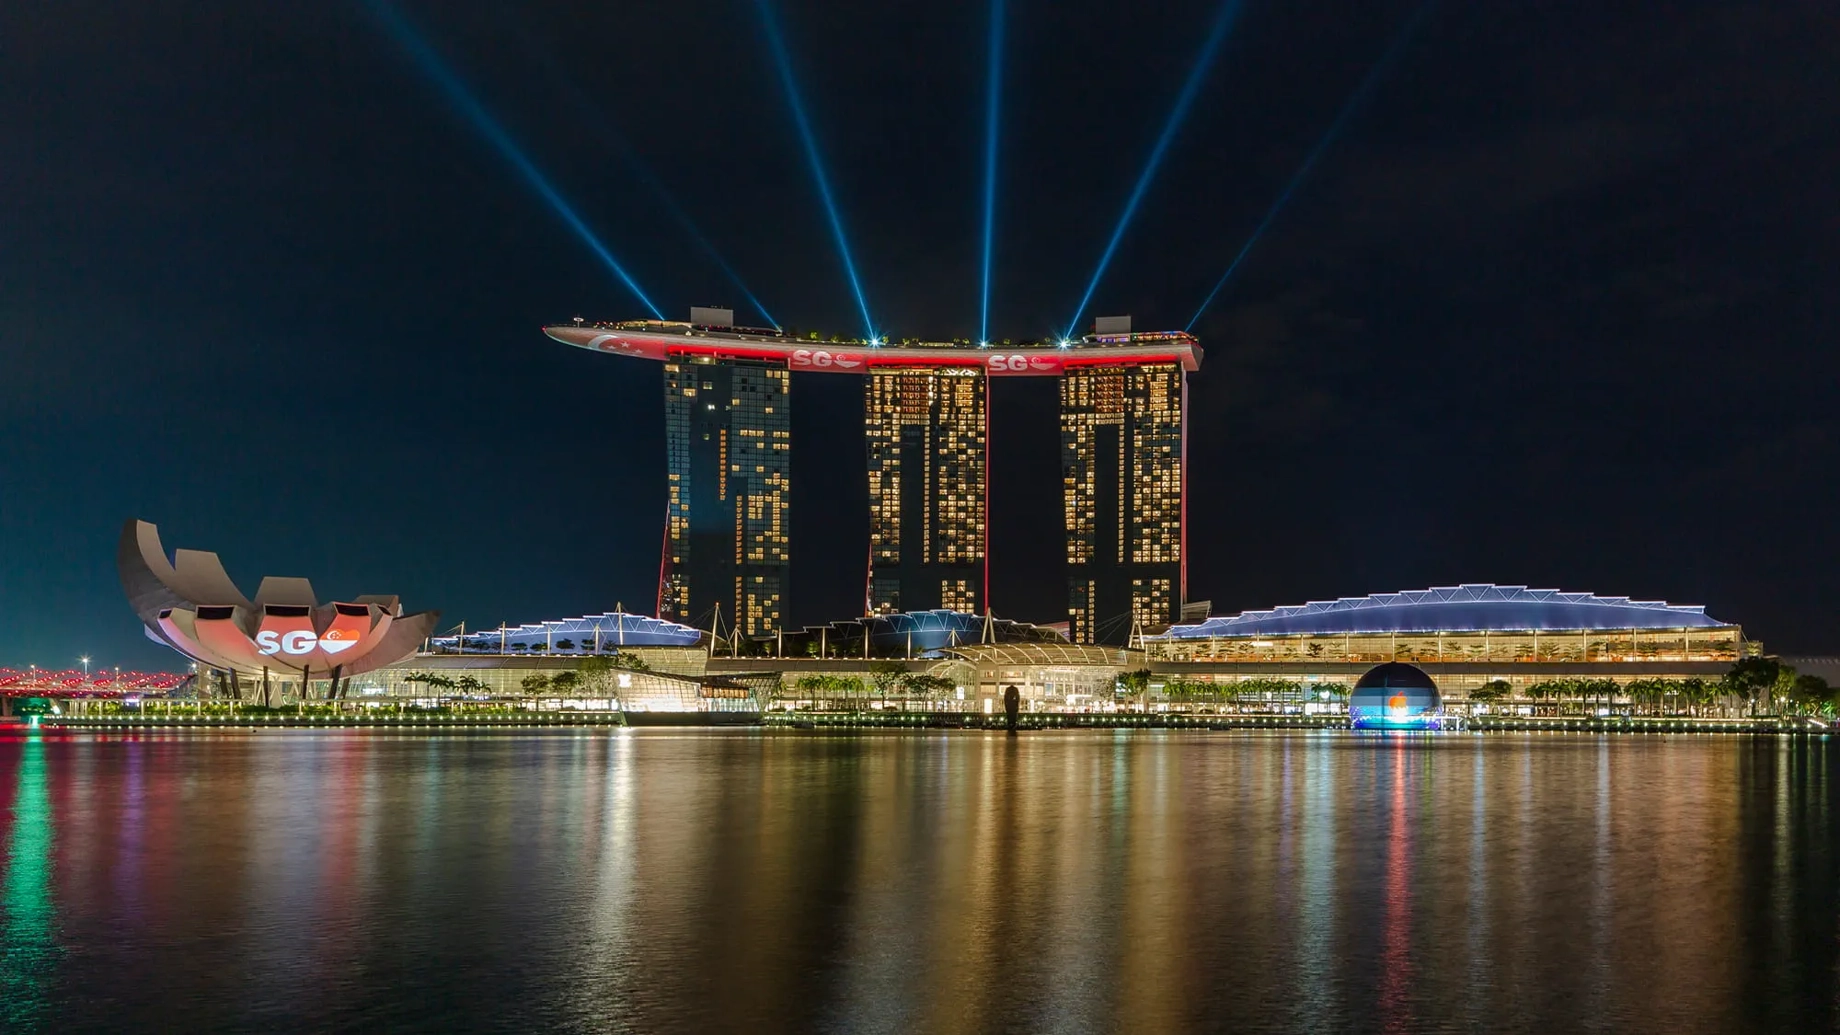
[1,729,1836,1033]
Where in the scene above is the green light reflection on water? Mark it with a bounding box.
[2,735,55,1029]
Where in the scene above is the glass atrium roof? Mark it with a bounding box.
[429,612,703,651]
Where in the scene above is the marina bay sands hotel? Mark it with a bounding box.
[544,309,1202,645]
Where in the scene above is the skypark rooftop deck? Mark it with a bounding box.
[544,319,1202,375]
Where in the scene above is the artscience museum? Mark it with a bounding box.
[118,520,440,700]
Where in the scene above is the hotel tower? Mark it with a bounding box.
[546,310,1199,644]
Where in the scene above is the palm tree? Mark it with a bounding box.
[1724,657,1786,716]
[870,661,906,703]
[902,673,955,709]
[1469,680,1511,709]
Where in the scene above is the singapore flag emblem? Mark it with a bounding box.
[319,626,361,655]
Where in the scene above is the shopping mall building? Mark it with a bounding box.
[1140,584,1746,701]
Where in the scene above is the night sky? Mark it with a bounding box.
[5,1,1837,669]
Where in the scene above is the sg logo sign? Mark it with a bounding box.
[986,354,1062,374]
[256,629,319,656]
[255,626,361,657]
[790,349,863,370]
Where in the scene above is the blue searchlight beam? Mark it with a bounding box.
[503,17,779,328]
[1187,0,1437,330]
[575,109,781,328]
[979,0,1006,345]
[1064,0,1245,338]
[755,0,876,339]
[366,0,663,319]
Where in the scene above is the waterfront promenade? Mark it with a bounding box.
[27,705,1810,736]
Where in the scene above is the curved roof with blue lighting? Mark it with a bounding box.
[854,610,1060,652]
[864,610,992,651]
[429,612,703,653]
[1153,585,1733,639]
[784,610,1065,656]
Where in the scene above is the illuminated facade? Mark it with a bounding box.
[865,368,986,615]
[1061,362,1186,644]
[662,355,790,637]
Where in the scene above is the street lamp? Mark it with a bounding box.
[81,656,91,677]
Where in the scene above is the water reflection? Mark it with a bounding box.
[1,734,55,1029]
[0,730,1835,1032]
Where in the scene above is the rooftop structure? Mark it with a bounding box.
[544,320,1202,377]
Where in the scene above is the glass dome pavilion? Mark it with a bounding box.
[1348,662,1445,730]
